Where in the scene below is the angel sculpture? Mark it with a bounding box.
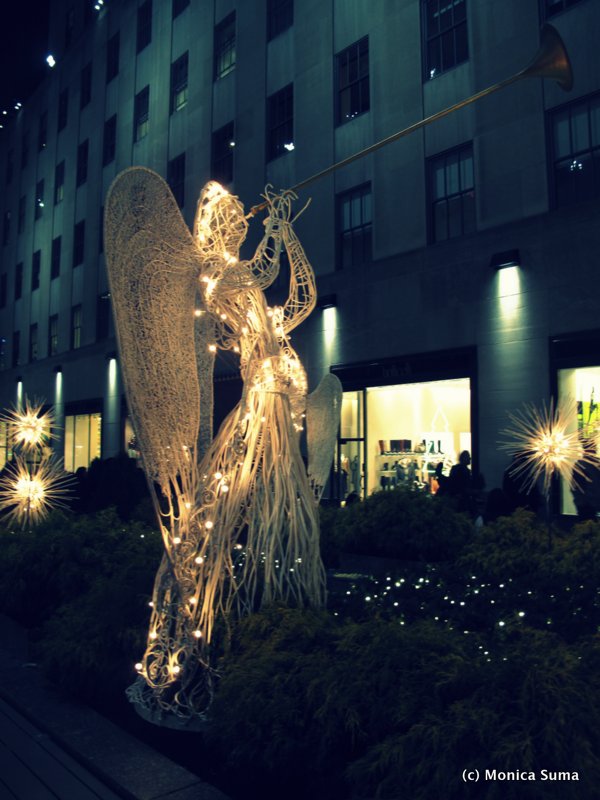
[104,168,342,724]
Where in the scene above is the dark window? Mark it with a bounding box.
[77,139,89,186]
[173,0,189,18]
[71,304,82,349]
[2,212,10,246]
[73,220,85,267]
[167,152,186,208]
[80,62,92,108]
[134,86,149,142]
[103,114,117,165]
[55,161,65,204]
[6,149,13,184]
[544,0,585,18]
[65,7,75,48]
[0,274,6,308]
[18,196,25,234]
[15,262,23,300]
[422,0,468,80]
[51,236,62,279]
[268,0,293,40]
[337,183,372,269]
[212,122,235,184]
[29,323,38,362]
[214,13,236,79]
[106,32,120,82]
[137,1,152,53]
[12,331,20,368]
[38,111,48,151]
[171,52,189,113]
[58,88,68,131]
[35,179,45,220]
[96,293,111,340]
[21,132,29,168]
[336,37,370,125]
[267,83,293,161]
[550,93,600,207]
[48,314,59,356]
[428,143,475,242]
[31,251,41,291]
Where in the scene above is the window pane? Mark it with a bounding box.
[454,21,468,64]
[571,106,590,152]
[74,415,90,471]
[460,151,474,189]
[553,110,571,158]
[362,190,372,223]
[433,161,446,199]
[441,29,455,71]
[453,0,466,23]
[351,194,361,226]
[342,198,351,231]
[446,153,459,194]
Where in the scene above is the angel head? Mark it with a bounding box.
[194,181,248,260]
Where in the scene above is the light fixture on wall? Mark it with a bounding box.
[490,249,521,270]
[317,294,337,310]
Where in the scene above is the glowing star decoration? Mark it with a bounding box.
[104,167,342,725]
[1,400,54,452]
[0,456,73,529]
[499,398,600,498]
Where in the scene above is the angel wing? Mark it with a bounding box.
[104,167,210,489]
[305,373,343,500]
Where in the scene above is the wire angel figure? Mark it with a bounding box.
[104,168,341,724]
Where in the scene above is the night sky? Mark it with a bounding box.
[0,2,50,115]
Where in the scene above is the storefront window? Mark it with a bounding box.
[0,420,12,470]
[124,416,142,460]
[557,365,600,514]
[365,378,471,495]
[64,412,102,472]
[339,391,365,499]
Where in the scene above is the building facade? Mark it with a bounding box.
[0,0,599,513]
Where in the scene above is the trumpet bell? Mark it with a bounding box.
[520,23,573,91]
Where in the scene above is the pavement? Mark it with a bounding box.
[0,615,230,800]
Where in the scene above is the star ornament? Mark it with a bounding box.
[1,399,55,452]
[499,399,600,497]
[0,456,73,528]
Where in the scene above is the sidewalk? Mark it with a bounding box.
[0,615,230,800]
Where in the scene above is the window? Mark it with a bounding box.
[267,83,293,161]
[336,37,370,124]
[29,324,38,362]
[21,132,29,169]
[2,212,10,246]
[6,149,13,184]
[337,183,372,268]
[14,263,23,300]
[550,93,600,207]
[38,111,48,151]
[12,331,20,368]
[73,221,85,267]
[544,0,585,18]
[168,153,186,208]
[51,236,62,279]
[171,52,189,113]
[173,0,189,18]
[55,161,65,204]
[48,314,59,356]
[106,32,120,82]
[31,251,41,291]
[267,0,293,40]
[96,293,111,340]
[103,114,117,165]
[64,413,102,471]
[77,139,89,186]
[428,143,475,242]
[65,6,75,48]
[214,13,235,79]
[80,63,92,108]
[211,122,235,184]
[134,86,149,142]
[422,0,468,80]
[137,1,152,53]
[0,273,6,308]
[71,304,82,349]
[58,89,68,131]
[18,196,26,234]
[35,179,45,220]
